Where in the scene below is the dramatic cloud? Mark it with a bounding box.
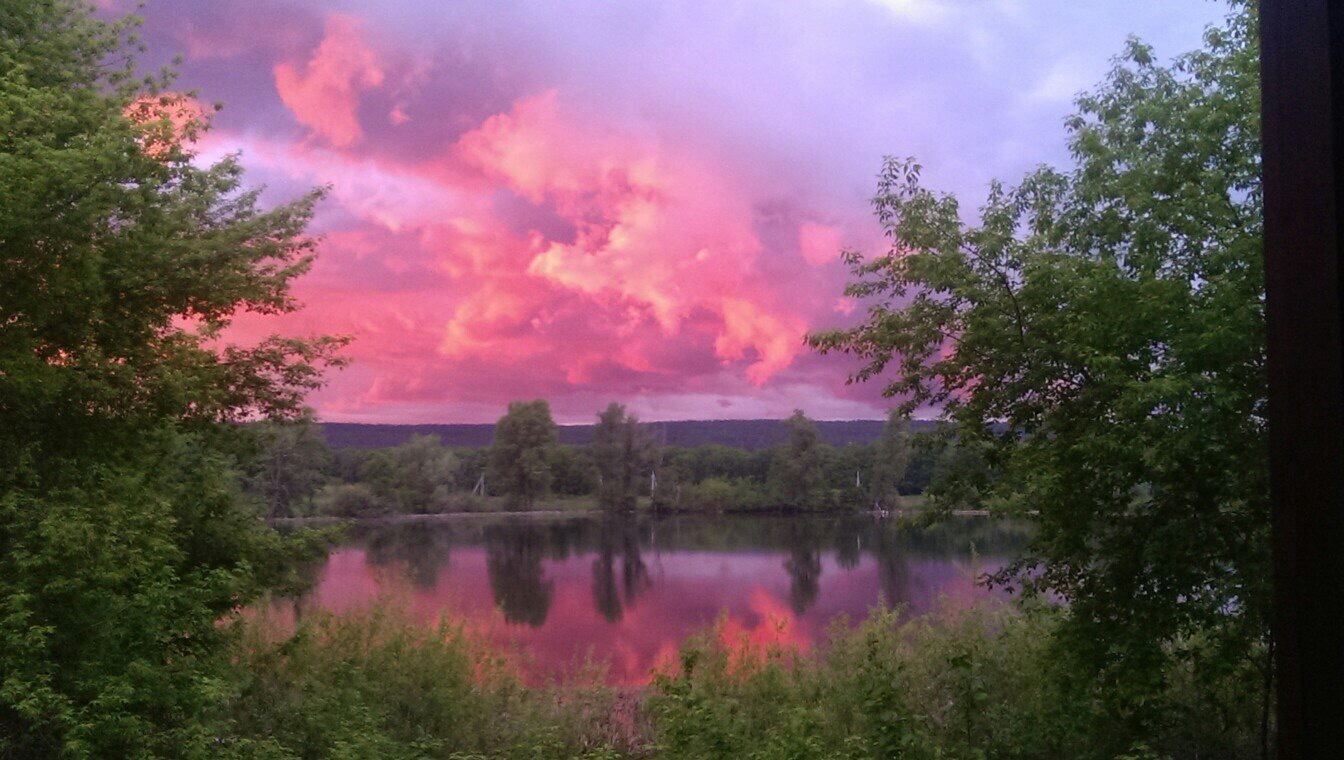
[454,91,808,384]
[131,0,1227,423]
[274,14,385,146]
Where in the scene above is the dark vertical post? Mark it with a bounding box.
[1260,1,1344,755]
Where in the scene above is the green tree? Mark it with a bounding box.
[487,400,557,508]
[0,2,341,754]
[393,435,458,511]
[869,410,910,510]
[820,442,868,508]
[548,444,597,497]
[809,4,1266,749]
[591,402,656,511]
[924,433,993,509]
[768,410,825,509]
[355,434,458,513]
[243,413,334,517]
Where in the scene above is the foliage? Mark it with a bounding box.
[293,419,944,516]
[767,411,826,509]
[648,601,1263,760]
[225,605,638,759]
[222,582,1261,760]
[241,413,335,517]
[353,435,459,513]
[592,403,657,512]
[920,429,995,512]
[0,2,341,754]
[270,431,943,517]
[868,410,911,509]
[676,477,766,513]
[808,3,1267,745]
[488,400,559,509]
[315,481,385,517]
[549,444,598,497]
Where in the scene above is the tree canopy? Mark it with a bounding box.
[488,399,558,508]
[868,409,910,510]
[768,410,825,509]
[591,402,656,512]
[809,2,1266,744]
[1,2,340,754]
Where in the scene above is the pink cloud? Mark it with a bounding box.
[198,92,882,420]
[185,33,888,423]
[453,91,806,386]
[133,0,1228,423]
[799,222,843,266]
[714,299,807,385]
[274,14,384,146]
[194,97,882,421]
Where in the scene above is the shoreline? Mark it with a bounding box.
[266,505,999,525]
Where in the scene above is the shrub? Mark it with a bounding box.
[680,478,765,512]
[316,483,385,517]
[647,600,1264,759]
[224,604,640,759]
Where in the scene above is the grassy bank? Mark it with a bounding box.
[219,599,1264,759]
[280,492,934,521]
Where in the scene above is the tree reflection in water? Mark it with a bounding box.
[591,517,651,623]
[330,514,1030,670]
[364,522,452,589]
[781,521,823,615]
[484,523,554,627]
[870,522,911,608]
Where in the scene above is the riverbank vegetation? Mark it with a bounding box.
[240,407,957,518]
[215,596,1262,759]
[809,0,1267,748]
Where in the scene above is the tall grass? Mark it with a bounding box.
[647,601,1264,759]
[222,605,638,759]
[218,599,1263,758]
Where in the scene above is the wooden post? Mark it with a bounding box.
[1260,1,1344,755]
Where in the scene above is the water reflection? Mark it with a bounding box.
[592,517,650,623]
[295,514,1028,683]
[484,524,553,627]
[365,523,452,589]
[782,521,822,615]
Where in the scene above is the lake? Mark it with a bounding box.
[278,513,1029,684]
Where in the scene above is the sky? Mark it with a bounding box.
[116,0,1229,424]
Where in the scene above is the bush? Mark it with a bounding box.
[215,596,1265,758]
[680,478,765,512]
[225,604,641,759]
[438,491,491,513]
[646,600,1265,759]
[315,483,385,517]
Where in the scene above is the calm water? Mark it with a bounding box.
[282,514,1028,684]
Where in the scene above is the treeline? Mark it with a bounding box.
[243,403,989,517]
[317,417,936,450]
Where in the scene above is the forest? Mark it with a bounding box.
[242,407,962,516]
[317,418,929,451]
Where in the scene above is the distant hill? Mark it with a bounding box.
[318,418,939,451]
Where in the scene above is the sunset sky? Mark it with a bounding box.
[119,0,1227,424]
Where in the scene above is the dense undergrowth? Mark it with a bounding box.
[218,600,1264,759]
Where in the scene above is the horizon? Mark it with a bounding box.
[316,415,926,426]
[110,0,1227,425]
